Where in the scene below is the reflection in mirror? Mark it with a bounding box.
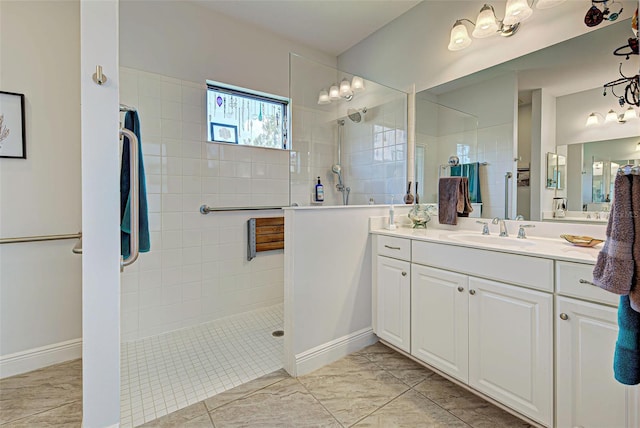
[545,153,565,190]
[415,18,637,224]
[559,137,640,217]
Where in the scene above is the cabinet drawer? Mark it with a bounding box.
[556,261,619,306]
[412,241,553,292]
[376,235,411,261]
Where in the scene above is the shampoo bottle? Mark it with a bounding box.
[315,177,324,202]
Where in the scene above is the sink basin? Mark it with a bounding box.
[447,233,536,248]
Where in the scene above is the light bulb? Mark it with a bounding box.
[317,89,330,105]
[605,109,618,123]
[473,5,499,38]
[586,113,599,126]
[328,84,340,101]
[504,0,533,26]
[339,78,353,98]
[448,20,472,51]
[351,76,365,92]
[624,107,638,120]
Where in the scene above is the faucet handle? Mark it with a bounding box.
[517,224,535,239]
[476,221,489,235]
[492,217,501,225]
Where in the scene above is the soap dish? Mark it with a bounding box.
[560,234,604,247]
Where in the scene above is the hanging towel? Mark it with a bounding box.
[438,177,473,225]
[630,175,640,312]
[593,174,634,295]
[121,111,150,258]
[613,295,640,385]
[450,162,482,203]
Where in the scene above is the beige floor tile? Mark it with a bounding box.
[365,349,436,386]
[2,400,82,427]
[0,360,82,425]
[299,354,410,426]
[209,378,340,428]
[203,369,289,411]
[138,402,209,427]
[352,389,471,428]
[413,373,532,427]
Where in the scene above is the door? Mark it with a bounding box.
[411,265,469,382]
[556,297,640,428]
[468,277,553,427]
[376,256,410,352]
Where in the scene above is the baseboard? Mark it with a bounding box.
[0,338,82,378]
[293,327,377,376]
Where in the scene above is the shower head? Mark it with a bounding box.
[347,107,367,123]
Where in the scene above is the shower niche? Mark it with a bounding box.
[289,54,408,206]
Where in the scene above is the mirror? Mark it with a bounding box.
[559,136,640,212]
[415,19,639,222]
[546,153,565,190]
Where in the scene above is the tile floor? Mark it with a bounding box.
[121,303,284,427]
[0,341,533,427]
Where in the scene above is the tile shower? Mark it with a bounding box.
[118,56,408,425]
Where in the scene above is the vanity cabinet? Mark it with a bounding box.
[375,235,411,353]
[411,264,552,425]
[555,262,640,428]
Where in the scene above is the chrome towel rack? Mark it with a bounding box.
[200,205,283,215]
[120,127,140,269]
[0,232,81,245]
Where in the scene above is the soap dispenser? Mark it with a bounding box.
[315,177,324,202]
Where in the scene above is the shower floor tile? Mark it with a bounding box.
[120,303,283,427]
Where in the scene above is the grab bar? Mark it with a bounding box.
[200,205,283,215]
[72,237,83,254]
[0,232,81,245]
[504,172,513,220]
[120,128,139,269]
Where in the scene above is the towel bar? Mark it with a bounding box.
[200,205,283,214]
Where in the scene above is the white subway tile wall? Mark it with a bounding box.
[119,67,285,341]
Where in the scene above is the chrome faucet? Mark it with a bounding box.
[476,221,489,235]
[492,217,508,237]
[517,224,535,239]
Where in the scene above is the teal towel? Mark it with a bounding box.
[121,111,150,258]
[614,295,640,385]
[450,162,482,204]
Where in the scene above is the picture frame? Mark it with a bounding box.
[0,91,26,159]
[210,122,238,144]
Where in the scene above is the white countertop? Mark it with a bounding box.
[371,225,601,265]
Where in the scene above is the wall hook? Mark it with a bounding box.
[92,65,108,85]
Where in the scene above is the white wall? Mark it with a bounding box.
[557,87,640,145]
[338,1,632,93]
[119,0,336,99]
[530,89,558,220]
[0,0,82,376]
[284,206,391,376]
[517,103,532,219]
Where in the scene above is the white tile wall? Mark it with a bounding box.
[120,67,285,340]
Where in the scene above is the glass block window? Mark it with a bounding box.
[206,82,288,149]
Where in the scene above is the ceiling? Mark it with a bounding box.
[192,0,422,56]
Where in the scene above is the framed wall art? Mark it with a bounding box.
[210,122,238,144]
[0,91,26,159]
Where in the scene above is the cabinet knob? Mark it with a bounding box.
[402,271,407,277]
[559,313,569,321]
[457,286,464,292]
[469,289,476,295]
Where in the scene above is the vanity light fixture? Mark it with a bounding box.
[586,107,638,126]
[448,0,566,51]
[317,76,365,105]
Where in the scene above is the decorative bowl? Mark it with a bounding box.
[408,204,431,228]
[560,234,604,247]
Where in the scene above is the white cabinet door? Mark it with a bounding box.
[468,277,553,427]
[556,296,640,428]
[376,256,411,352]
[411,265,469,383]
